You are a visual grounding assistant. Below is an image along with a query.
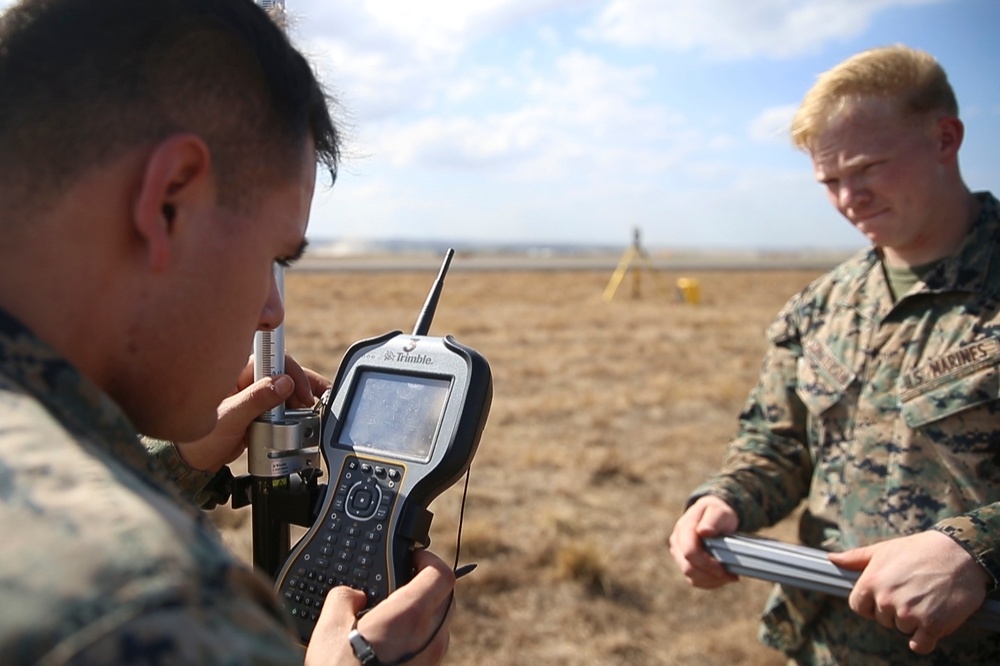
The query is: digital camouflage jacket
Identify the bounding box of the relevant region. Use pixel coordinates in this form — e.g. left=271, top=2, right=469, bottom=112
left=692, top=192, right=1000, bottom=664
left=0, top=310, right=304, bottom=664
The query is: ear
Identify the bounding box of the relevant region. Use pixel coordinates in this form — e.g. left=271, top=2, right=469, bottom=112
left=132, top=134, right=214, bottom=272
left=935, top=115, right=964, bottom=164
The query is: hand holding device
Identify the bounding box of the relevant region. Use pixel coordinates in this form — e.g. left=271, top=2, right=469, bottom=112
left=275, top=250, right=492, bottom=644
left=703, top=533, right=1000, bottom=632
left=304, top=549, right=455, bottom=666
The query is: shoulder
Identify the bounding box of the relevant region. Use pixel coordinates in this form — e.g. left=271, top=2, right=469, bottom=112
left=0, top=378, right=295, bottom=663
left=766, top=248, right=877, bottom=344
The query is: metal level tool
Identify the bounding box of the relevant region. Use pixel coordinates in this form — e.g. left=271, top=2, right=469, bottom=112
left=704, top=534, right=1000, bottom=632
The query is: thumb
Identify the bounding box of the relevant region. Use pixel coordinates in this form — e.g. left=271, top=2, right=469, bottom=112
left=828, top=545, right=875, bottom=571
left=306, top=587, right=368, bottom=665
left=223, top=374, right=295, bottom=423
left=694, top=503, right=738, bottom=538
left=322, top=585, right=368, bottom=622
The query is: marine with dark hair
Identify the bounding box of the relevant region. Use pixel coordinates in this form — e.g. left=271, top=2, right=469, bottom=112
left=0, top=0, right=454, bottom=664
left=669, top=45, right=1000, bottom=664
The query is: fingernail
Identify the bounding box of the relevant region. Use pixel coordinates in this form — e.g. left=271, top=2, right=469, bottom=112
left=273, top=375, right=294, bottom=395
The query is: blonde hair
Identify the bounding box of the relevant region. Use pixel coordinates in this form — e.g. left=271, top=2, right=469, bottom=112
left=790, top=45, right=958, bottom=151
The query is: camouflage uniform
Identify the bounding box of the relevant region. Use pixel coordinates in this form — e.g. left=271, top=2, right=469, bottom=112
left=0, top=310, right=305, bottom=664
left=691, top=192, right=1000, bottom=664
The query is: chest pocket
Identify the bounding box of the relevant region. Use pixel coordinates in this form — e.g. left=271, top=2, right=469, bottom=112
left=795, top=338, right=856, bottom=416
left=899, top=340, right=1000, bottom=428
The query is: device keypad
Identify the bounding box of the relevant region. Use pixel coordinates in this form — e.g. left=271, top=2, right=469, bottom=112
left=278, top=456, right=404, bottom=641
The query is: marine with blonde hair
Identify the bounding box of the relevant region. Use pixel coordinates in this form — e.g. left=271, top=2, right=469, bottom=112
left=670, top=44, right=1000, bottom=664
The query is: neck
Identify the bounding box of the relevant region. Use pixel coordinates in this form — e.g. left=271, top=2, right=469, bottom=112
left=881, top=186, right=977, bottom=268
left=0, top=192, right=131, bottom=392
left=0, top=245, right=111, bottom=381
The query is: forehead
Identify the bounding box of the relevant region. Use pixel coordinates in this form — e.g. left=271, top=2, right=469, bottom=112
left=236, top=138, right=316, bottom=238
left=264, top=138, right=316, bottom=200
left=810, top=99, right=921, bottom=170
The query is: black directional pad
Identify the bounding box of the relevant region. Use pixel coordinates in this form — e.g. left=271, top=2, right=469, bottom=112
left=347, top=481, right=380, bottom=519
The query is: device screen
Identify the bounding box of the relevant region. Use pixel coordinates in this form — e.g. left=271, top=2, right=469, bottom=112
left=337, top=370, right=451, bottom=462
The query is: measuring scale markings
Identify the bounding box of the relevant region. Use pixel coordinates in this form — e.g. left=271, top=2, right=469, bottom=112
left=255, top=265, right=286, bottom=422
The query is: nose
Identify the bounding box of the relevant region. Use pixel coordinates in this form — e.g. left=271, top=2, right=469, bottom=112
left=838, top=174, right=870, bottom=214
left=258, top=268, right=285, bottom=331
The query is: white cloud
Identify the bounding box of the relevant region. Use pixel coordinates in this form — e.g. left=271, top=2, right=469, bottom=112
left=749, top=104, right=797, bottom=143
left=358, top=49, right=700, bottom=186
left=379, top=115, right=541, bottom=169
left=588, top=0, right=946, bottom=59
left=4, top=0, right=980, bottom=251
left=296, top=0, right=584, bottom=59
left=302, top=35, right=446, bottom=122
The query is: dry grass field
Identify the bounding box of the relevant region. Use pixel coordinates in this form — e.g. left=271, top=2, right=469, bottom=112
left=212, top=263, right=830, bottom=665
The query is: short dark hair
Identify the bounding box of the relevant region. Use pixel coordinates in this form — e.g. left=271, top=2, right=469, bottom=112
left=0, top=0, right=339, bottom=211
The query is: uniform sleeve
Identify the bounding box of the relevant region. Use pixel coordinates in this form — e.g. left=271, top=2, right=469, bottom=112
left=51, top=596, right=306, bottom=665
left=935, top=511, right=1000, bottom=589
left=687, top=298, right=814, bottom=533
left=141, top=437, right=227, bottom=509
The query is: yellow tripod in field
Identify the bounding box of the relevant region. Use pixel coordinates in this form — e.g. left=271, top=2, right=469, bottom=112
left=602, top=228, right=670, bottom=302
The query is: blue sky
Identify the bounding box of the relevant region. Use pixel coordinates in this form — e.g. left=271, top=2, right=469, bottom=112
left=3, top=0, right=997, bottom=251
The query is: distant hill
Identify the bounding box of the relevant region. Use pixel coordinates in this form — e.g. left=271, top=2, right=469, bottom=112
left=297, top=238, right=860, bottom=272
left=306, top=237, right=624, bottom=257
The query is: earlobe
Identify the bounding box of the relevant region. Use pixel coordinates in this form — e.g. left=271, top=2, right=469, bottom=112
left=132, top=134, right=213, bottom=272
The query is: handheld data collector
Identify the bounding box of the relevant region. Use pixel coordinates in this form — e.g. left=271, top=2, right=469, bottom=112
left=273, top=250, right=492, bottom=643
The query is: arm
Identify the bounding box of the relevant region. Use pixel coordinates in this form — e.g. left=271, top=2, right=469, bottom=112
left=57, top=552, right=455, bottom=666
left=174, top=355, right=330, bottom=473
left=829, top=529, right=992, bottom=654
left=60, top=596, right=306, bottom=665
left=670, top=298, right=817, bottom=588
left=687, top=301, right=815, bottom=534
left=145, top=355, right=330, bottom=505
left=829, top=506, right=1000, bottom=654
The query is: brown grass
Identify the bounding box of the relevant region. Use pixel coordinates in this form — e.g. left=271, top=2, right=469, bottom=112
left=212, top=266, right=825, bottom=665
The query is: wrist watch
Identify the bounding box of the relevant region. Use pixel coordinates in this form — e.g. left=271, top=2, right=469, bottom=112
left=348, top=627, right=381, bottom=666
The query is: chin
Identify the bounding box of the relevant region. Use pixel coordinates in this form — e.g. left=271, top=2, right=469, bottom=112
left=853, top=223, right=888, bottom=245
left=181, top=413, right=220, bottom=443
left=138, top=402, right=219, bottom=443
left=150, top=420, right=215, bottom=444
left=111, top=374, right=223, bottom=443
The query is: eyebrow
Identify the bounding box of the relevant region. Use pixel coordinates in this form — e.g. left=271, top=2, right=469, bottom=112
left=815, top=151, right=879, bottom=182
left=842, top=154, right=876, bottom=170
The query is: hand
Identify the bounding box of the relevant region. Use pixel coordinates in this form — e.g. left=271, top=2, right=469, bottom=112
left=669, top=495, right=740, bottom=588
left=829, top=530, right=991, bottom=654
left=175, top=355, right=331, bottom=472
left=306, top=549, right=456, bottom=666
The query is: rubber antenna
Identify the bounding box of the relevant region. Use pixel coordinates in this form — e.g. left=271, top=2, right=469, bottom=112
left=412, top=248, right=454, bottom=336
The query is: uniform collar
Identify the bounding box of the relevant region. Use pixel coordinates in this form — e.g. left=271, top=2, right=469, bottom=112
left=833, top=192, right=997, bottom=324
left=921, top=191, right=999, bottom=294
left=868, top=191, right=1000, bottom=294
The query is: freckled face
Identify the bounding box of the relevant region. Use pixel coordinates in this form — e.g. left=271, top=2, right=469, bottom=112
left=810, top=98, right=944, bottom=256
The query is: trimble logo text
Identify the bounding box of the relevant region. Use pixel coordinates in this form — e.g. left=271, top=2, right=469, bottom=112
left=395, top=352, right=433, bottom=365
